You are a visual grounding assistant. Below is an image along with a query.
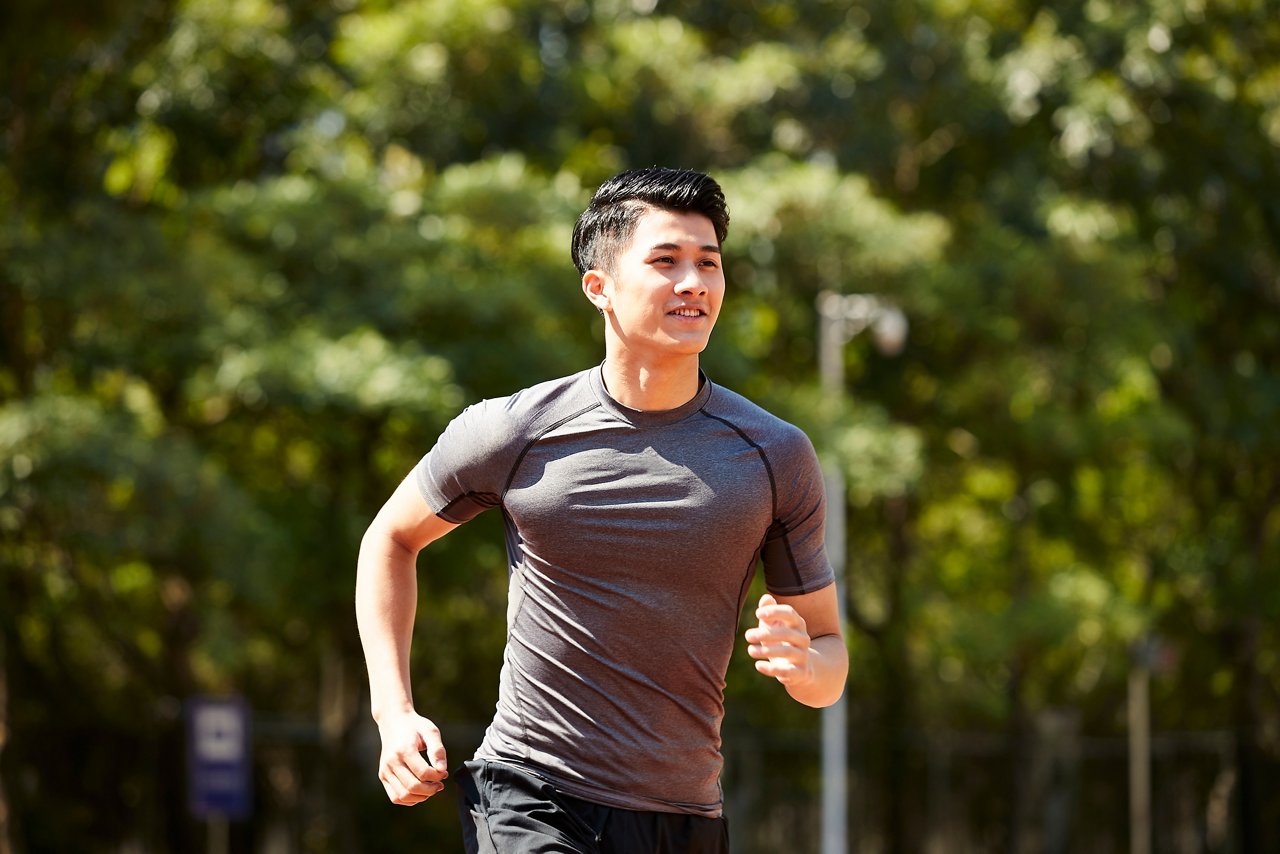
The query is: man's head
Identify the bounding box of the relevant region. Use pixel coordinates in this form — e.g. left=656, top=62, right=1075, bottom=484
left=578, top=169, right=729, bottom=365
left=571, top=167, right=730, bottom=276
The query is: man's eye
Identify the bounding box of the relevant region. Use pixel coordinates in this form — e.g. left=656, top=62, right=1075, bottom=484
left=651, top=256, right=675, bottom=265
left=699, top=259, right=719, bottom=268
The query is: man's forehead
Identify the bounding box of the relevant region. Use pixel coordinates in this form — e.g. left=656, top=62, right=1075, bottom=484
left=628, top=206, right=719, bottom=248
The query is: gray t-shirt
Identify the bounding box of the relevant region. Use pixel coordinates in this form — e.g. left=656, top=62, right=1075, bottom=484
left=414, top=365, right=834, bottom=817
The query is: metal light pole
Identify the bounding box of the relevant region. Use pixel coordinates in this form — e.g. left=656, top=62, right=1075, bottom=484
left=1128, top=637, right=1154, bottom=854
left=816, top=292, right=908, bottom=854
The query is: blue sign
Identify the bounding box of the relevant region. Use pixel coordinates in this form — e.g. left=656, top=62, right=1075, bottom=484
left=187, top=696, right=252, bottom=820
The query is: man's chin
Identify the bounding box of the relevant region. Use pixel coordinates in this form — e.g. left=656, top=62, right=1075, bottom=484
left=664, top=331, right=715, bottom=354
left=667, top=341, right=711, bottom=357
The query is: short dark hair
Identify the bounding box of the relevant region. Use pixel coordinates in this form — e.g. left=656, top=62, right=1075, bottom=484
left=571, top=167, right=730, bottom=276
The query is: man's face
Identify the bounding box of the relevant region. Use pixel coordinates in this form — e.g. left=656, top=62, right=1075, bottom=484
left=587, top=206, right=725, bottom=361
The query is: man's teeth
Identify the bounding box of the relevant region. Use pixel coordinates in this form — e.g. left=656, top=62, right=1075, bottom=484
left=671, top=309, right=701, bottom=316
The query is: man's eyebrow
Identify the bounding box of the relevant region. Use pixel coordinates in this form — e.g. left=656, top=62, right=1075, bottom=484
left=648, top=242, right=722, bottom=254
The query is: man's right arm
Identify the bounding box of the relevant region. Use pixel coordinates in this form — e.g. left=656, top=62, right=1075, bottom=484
left=355, top=472, right=459, bottom=805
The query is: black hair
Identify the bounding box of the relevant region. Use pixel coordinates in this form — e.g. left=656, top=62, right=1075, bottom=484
left=570, top=167, right=730, bottom=276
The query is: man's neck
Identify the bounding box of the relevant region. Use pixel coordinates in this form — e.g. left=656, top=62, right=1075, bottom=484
left=600, top=352, right=702, bottom=412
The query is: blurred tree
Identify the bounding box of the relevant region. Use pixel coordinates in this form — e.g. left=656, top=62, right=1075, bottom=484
left=2, top=0, right=1278, bottom=850
left=892, top=3, right=1280, bottom=847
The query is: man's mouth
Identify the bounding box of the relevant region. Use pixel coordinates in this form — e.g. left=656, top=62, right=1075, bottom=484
left=668, top=307, right=707, bottom=317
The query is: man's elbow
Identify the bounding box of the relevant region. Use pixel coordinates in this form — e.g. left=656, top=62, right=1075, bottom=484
left=360, top=522, right=418, bottom=562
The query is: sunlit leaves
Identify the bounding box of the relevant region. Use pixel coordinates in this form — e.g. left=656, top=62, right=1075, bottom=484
left=200, top=325, right=462, bottom=414
left=5, top=0, right=1280, bottom=846
left=724, top=156, right=950, bottom=284
left=0, top=395, right=284, bottom=693
left=102, top=122, right=182, bottom=205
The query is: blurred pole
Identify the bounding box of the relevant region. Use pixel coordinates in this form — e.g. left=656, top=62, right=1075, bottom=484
left=820, top=466, right=848, bottom=854
left=207, top=817, right=228, bottom=854
left=818, top=293, right=849, bottom=854
left=816, top=292, right=908, bottom=854
left=1129, top=640, right=1151, bottom=854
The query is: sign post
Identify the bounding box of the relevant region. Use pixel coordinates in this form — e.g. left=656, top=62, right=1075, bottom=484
left=187, top=696, right=251, bottom=853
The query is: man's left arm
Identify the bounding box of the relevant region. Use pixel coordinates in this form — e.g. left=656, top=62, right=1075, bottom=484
left=745, top=583, right=848, bottom=708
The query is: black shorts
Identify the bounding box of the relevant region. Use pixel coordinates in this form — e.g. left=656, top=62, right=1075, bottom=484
left=454, top=759, right=730, bottom=854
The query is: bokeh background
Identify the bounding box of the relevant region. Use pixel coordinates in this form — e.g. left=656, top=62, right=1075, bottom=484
left=2, top=0, right=1278, bottom=851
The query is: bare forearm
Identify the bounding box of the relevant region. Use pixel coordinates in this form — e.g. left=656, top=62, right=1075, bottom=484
left=785, top=633, right=848, bottom=708
left=356, top=531, right=421, bottom=723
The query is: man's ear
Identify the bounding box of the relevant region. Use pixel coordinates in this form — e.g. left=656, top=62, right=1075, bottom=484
left=582, top=268, right=611, bottom=313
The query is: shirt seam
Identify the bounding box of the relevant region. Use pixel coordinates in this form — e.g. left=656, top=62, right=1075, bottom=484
left=696, top=410, right=779, bottom=519
left=699, top=409, right=808, bottom=591
left=500, top=401, right=602, bottom=499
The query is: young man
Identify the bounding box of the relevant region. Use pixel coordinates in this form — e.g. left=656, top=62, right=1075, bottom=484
left=356, top=167, right=846, bottom=853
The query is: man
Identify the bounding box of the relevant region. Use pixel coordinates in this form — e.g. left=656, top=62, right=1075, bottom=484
left=356, top=167, right=847, bottom=853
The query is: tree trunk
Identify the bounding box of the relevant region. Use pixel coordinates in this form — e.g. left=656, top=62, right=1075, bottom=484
left=0, top=637, right=11, bottom=854
left=0, top=284, right=34, bottom=399
left=1006, top=664, right=1031, bottom=854
left=881, top=629, right=911, bottom=854
left=0, top=568, right=21, bottom=854
left=1005, top=474, right=1033, bottom=854
left=1233, top=500, right=1270, bottom=853
left=882, top=495, right=913, bottom=854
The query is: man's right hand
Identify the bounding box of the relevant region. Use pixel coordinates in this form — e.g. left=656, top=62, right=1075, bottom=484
left=376, top=712, right=450, bottom=805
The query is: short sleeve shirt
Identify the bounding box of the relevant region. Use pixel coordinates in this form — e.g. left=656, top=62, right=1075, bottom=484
left=414, top=365, right=834, bottom=816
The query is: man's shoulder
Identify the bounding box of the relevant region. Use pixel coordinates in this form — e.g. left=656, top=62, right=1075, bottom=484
left=703, top=381, right=809, bottom=448
left=503, top=367, right=597, bottom=415
left=434, top=367, right=599, bottom=465
left=475, top=367, right=599, bottom=436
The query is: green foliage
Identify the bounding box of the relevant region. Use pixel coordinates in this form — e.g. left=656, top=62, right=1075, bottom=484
left=3, top=0, right=1278, bottom=849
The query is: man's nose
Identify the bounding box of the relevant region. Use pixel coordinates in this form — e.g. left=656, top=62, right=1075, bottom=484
left=675, top=264, right=708, bottom=295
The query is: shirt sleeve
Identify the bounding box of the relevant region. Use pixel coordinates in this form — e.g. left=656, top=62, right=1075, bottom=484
left=413, top=397, right=520, bottom=523
left=760, top=427, right=836, bottom=596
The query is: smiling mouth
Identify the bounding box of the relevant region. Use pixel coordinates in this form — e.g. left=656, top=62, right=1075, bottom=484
left=668, top=307, right=707, bottom=317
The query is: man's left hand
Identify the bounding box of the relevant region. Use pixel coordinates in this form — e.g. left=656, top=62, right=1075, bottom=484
left=745, top=593, right=814, bottom=687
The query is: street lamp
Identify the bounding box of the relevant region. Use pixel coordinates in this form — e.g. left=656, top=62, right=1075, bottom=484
left=816, top=291, right=908, bottom=854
